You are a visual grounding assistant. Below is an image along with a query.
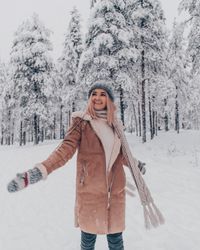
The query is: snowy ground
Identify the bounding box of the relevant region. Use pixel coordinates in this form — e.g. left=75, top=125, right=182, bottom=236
left=1, top=130, right=200, bottom=250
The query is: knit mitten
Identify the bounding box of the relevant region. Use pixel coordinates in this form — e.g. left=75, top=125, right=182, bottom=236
left=138, top=161, right=146, bottom=175
left=7, top=163, right=48, bottom=193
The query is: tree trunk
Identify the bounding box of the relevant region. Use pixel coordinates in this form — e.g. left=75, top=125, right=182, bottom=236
left=33, top=113, right=39, bottom=145
left=141, top=51, right=146, bottom=143
left=137, top=83, right=141, bottom=137
left=37, top=115, right=40, bottom=143
left=72, top=101, right=76, bottom=112
left=68, top=110, right=71, bottom=128
left=141, top=0, right=146, bottom=143
left=149, top=96, right=153, bottom=140
left=132, top=101, right=138, bottom=136
left=7, top=135, right=11, bottom=145
left=23, top=131, right=26, bottom=145
left=138, top=102, right=141, bottom=137
left=7, top=109, right=11, bottom=145
left=152, top=110, right=155, bottom=136
left=1, top=124, right=4, bottom=145
left=164, top=113, right=169, bottom=131
left=119, top=84, right=125, bottom=126
left=155, top=111, right=158, bottom=136
left=164, top=98, right=169, bottom=131
left=152, top=96, right=156, bottom=137
left=53, top=114, right=56, bottom=140
left=31, top=121, right=33, bottom=142
left=60, top=104, right=64, bottom=139
left=11, top=120, right=14, bottom=144
left=175, top=87, right=179, bottom=134
left=41, top=127, right=44, bottom=142
left=175, top=99, right=179, bottom=133
left=20, top=120, right=23, bottom=146
left=45, top=128, right=48, bottom=140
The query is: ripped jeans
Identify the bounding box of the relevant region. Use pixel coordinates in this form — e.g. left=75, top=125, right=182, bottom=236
left=81, top=231, right=124, bottom=250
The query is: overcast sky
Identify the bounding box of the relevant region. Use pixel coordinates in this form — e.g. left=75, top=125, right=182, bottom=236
left=0, top=0, right=187, bottom=62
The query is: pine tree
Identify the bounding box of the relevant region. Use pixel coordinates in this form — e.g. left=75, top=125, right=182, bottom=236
left=0, top=61, right=15, bottom=145
left=0, top=61, right=6, bottom=114
left=10, top=13, right=54, bottom=145
left=167, top=21, right=189, bottom=133
left=77, top=0, right=137, bottom=124
left=0, top=61, right=6, bottom=144
left=179, top=0, right=200, bottom=74
left=50, top=66, right=67, bottom=140
left=179, top=0, right=200, bottom=129
left=90, top=0, right=98, bottom=8
left=58, top=7, right=83, bottom=130
left=126, top=0, right=168, bottom=141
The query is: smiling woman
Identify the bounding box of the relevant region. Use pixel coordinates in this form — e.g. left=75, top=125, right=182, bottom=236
left=91, top=89, right=107, bottom=110
left=7, top=78, right=157, bottom=250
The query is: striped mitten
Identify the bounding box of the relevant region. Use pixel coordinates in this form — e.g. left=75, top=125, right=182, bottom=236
left=7, top=164, right=48, bottom=193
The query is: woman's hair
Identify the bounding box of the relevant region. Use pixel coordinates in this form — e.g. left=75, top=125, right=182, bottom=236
left=85, top=90, right=117, bottom=126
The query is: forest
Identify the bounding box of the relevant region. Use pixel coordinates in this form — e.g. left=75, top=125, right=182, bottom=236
left=0, top=0, right=199, bottom=145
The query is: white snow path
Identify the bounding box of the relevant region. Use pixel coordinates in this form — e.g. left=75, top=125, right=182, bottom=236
left=0, top=130, right=200, bottom=250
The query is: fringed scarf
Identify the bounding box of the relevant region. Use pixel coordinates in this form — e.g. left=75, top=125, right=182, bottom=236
left=112, top=117, right=165, bottom=229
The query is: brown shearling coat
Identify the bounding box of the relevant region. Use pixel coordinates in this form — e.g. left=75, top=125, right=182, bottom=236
left=41, top=113, right=134, bottom=234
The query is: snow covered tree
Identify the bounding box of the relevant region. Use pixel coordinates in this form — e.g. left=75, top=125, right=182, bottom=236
left=0, top=61, right=15, bottom=145
left=58, top=7, right=83, bottom=132
left=185, top=74, right=200, bottom=129
left=0, top=61, right=6, bottom=116
left=48, top=66, right=67, bottom=140
left=167, top=21, right=189, bottom=133
left=126, top=0, right=168, bottom=141
left=0, top=61, right=7, bottom=144
left=90, top=0, right=98, bottom=8
left=10, top=13, right=54, bottom=145
left=179, top=0, right=200, bottom=129
left=67, top=7, right=83, bottom=67
left=77, top=0, right=137, bottom=124
left=179, top=0, right=200, bottom=74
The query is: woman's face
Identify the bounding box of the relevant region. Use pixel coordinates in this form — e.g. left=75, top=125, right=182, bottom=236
left=91, top=88, right=107, bottom=110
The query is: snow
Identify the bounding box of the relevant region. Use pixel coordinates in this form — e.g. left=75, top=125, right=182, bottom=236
left=1, top=130, right=200, bottom=249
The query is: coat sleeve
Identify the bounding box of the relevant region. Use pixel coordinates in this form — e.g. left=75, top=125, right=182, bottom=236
left=41, top=117, right=82, bottom=174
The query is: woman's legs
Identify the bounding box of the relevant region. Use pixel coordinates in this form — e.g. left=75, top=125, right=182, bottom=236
left=81, top=231, right=97, bottom=250
left=106, top=232, right=124, bottom=250
left=80, top=231, right=124, bottom=250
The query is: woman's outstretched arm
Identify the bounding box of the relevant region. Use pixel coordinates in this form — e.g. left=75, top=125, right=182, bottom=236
left=7, top=117, right=82, bottom=192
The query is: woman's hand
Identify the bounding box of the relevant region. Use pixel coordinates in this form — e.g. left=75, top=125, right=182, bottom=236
left=138, top=161, right=146, bottom=175
left=7, top=164, right=48, bottom=193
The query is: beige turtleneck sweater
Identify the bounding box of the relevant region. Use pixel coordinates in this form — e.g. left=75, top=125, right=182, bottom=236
left=90, top=110, right=121, bottom=172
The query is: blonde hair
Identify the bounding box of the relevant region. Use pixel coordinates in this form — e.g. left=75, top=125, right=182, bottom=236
left=85, top=91, right=117, bottom=126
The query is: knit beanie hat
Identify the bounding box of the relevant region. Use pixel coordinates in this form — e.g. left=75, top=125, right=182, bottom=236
left=88, top=80, right=115, bottom=102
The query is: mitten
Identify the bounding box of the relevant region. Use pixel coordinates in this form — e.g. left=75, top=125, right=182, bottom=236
left=7, top=163, right=48, bottom=193
left=138, top=161, right=146, bottom=175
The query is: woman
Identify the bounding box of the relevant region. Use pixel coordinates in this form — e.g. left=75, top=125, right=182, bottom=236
left=7, top=81, right=164, bottom=250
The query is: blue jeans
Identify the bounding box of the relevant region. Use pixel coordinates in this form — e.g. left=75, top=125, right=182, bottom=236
left=81, top=231, right=124, bottom=250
